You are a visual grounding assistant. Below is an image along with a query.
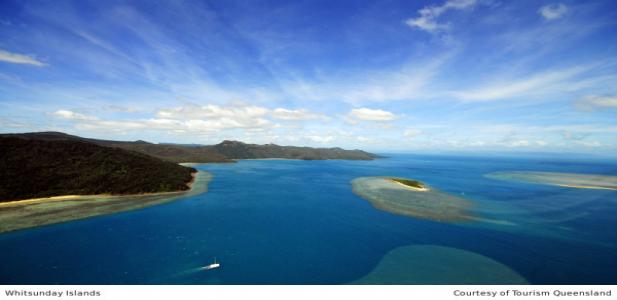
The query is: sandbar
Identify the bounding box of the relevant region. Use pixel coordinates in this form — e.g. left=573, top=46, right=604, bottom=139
left=352, top=245, right=528, bottom=284
left=486, top=171, right=617, bottom=190
left=351, top=176, right=475, bottom=223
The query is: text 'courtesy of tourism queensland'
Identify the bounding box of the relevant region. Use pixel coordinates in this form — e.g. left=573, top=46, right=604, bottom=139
left=452, top=288, right=613, bottom=298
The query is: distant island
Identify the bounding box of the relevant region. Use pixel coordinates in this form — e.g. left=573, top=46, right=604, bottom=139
left=2, top=132, right=381, bottom=163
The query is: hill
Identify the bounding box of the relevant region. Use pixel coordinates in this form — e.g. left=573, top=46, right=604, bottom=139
left=0, top=137, right=196, bottom=202
left=1, top=132, right=380, bottom=162
left=0, top=132, right=232, bottom=163
left=210, top=140, right=381, bottom=160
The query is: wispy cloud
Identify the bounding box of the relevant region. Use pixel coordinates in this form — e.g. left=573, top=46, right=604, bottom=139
left=0, top=49, right=47, bottom=67
left=574, top=95, right=617, bottom=111
left=405, top=0, right=477, bottom=33
left=539, top=3, right=568, bottom=21
left=451, top=64, right=596, bottom=101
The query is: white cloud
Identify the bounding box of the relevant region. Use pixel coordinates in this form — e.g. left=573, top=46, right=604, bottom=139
left=539, top=4, right=568, bottom=21
left=306, top=135, right=334, bottom=143
left=405, top=0, right=477, bottom=33
left=49, top=104, right=331, bottom=135
left=508, top=140, right=530, bottom=147
left=403, top=128, right=423, bottom=139
left=271, top=108, right=326, bottom=121
left=575, top=140, right=602, bottom=147
left=348, top=108, right=399, bottom=121
left=104, top=105, right=139, bottom=113
left=574, top=95, right=617, bottom=111
left=51, top=110, right=98, bottom=121
left=0, top=49, right=47, bottom=67
left=561, top=130, right=590, bottom=141
left=157, top=104, right=269, bottom=120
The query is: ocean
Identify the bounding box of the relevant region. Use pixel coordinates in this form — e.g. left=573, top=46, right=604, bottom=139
left=1, top=154, right=616, bottom=284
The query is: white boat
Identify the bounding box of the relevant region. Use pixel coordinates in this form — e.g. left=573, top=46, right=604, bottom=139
left=201, top=258, right=220, bottom=270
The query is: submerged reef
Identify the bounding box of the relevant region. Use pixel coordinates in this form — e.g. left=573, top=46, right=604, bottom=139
left=486, top=171, right=617, bottom=190
left=351, top=176, right=474, bottom=223
left=353, top=245, right=528, bottom=284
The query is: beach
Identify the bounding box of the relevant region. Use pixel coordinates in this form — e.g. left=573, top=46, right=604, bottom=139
left=0, top=171, right=211, bottom=233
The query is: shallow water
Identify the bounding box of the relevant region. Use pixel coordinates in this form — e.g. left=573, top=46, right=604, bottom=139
left=1, top=154, right=616, bottom=284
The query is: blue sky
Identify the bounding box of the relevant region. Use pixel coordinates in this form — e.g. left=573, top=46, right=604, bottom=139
left=1, top=0, right=616, bottom=154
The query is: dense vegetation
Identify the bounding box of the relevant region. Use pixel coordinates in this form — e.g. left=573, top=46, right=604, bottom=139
left=2, top=132, right=380, bottom=161
left=391, top=178, right=426, bottom=189
left=0, top=137, right=196, bottom=202
left=211, top=140, right=381, bottom=160
left=0, top=132, right=232, bottom=163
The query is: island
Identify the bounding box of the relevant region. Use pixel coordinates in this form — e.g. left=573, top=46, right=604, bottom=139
left=0, top=136, right=212, bottom=233
left=388, top=178, right=429, bottom=191
left=2, top=132, right=381, bottom=162
left=0, top=136, right=198, bottom=202
left=351, top=176, right=475, bottom=223
left=486, top=171, right=617, bottom=190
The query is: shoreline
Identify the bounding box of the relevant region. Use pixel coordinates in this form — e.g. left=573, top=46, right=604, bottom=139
left=0, top=171, right=198, bottom=208
left=0, top=170, right=212, bottom=234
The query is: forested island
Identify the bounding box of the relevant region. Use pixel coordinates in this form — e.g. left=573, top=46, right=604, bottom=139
left=0, top=132, right=381, bottom=202
left=2, top=132, right=380, bottom=162
left=0, top=136, right=197, bottom=202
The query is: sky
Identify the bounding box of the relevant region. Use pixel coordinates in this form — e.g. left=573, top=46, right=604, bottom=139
left=1, top=0, right=616, bottom=154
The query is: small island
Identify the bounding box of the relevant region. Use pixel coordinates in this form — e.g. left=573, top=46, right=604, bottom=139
left=351, top=176, right=475, bottom=223
left=389, top=178, right=429, bottom=191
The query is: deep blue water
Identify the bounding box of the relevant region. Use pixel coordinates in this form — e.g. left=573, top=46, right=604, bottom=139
left=1, top=154, right=616, bottom=284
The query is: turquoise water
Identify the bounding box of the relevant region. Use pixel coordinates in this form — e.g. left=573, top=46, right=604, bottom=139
left=1, top=154, right=616, bottom=284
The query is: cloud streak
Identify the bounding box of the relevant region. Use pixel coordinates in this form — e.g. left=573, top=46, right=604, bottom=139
left=451, top=64, right=598, bottom=101
left=0, top=49, right=47, bottom=67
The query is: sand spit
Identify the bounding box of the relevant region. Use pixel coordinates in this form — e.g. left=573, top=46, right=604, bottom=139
left=486, top=171, right=617, bottom=190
